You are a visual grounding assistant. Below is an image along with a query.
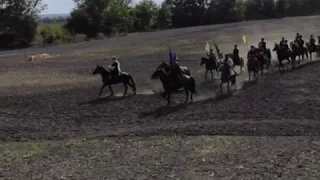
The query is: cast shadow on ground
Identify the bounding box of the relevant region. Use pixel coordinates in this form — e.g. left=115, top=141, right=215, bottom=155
left=139, top=91, right=234, bottom=118
left=77, top=94, right=135, bottom=106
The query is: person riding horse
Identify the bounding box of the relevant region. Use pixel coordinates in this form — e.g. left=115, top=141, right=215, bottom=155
left=297, top=35, right=304, bottom=48
left=207, top=48, right=217, bottom=66
left=109, top=56, right=121, bottom=80
left=248, top=46, right=258, bottom=62
left=222, top=54, right=235, bottom=77
left=258, top=38, right=267, bottom=52
left=232, top=45, right=239, bottom=63
left=280, top=37, right=286, bottom=48
left=295, top=33, right=300, bottom=42
left=309, top=34, right=316, bottom=51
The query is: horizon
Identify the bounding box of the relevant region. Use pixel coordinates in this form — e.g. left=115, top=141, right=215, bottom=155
left=41, top=0, right=163, bottom=15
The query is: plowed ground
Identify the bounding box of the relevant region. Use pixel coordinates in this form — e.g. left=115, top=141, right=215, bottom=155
left=1, top=16, right=320, bottom=179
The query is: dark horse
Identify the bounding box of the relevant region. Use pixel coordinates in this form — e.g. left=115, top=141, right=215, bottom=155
left=219, top=63, right=237, bottom=93
left=273, top=43, right=292, bottom=71
left=93, top=65, right=136, bottom=97
left=151, top=62, right=196, bottom=106
left=257, top=45, right=271, bottom=74
left=306, top=42, right=316, bottom=60
left=291, top=42, right=308, bottom=61
left=247, top=54, right=259, bottom=81
left=229, top=53, right=244, bottom=72
left=200, top=57, right=220, bottom=80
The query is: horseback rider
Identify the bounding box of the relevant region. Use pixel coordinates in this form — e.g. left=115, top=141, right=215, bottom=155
left=232, top=45, right=239, bottom=63
left=297, top=35, right=304, bottom=47
left=223, top=54, right=235, bottom=76
left=109, top=56, right=121, bottom=80
left=207, top=48, right=217, bottom=65
left=284, top=40, right=289, bottom=50
left=295, top=33, right=300, bottom=42
left=318, top=36, right=320, bottom=45
left=259, top=38, right=267, bottom=52
left=280, top=37, right=286, bottom=47
left=248, top=45, right=258, bottom=62
left=309, top=34, right=316, bottom=50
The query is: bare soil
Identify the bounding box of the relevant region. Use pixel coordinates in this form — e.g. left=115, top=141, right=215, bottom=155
left=1, top=16, right=320, bottom=179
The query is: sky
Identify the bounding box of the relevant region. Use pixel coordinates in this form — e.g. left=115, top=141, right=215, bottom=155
left=41, top=0, right=162, bottom=15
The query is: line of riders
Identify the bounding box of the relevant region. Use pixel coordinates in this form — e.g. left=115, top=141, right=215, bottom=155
left=93, top=34, right=320, bottom=105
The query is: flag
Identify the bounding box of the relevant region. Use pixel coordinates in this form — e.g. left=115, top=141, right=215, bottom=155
left=169, top=46, right=174, bottom=64
left=242, top=34, right=247, bottom=44
left=213, top=42, right=222, bottom=59
left=205, top=42, right=210, bottom=52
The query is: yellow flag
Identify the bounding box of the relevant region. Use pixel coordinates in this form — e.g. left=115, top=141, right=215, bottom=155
left=242, top=34, right=247, bottom=44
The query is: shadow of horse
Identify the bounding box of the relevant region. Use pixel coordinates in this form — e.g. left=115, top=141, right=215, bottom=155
left=78, top=94, right=135, bottom=106
left=139, top=91, right=234, bottom=118
left=139, top=103, right=190, bottom=118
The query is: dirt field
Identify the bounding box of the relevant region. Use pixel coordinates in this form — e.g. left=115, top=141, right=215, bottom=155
left=1, top=16, right=320, bottom=179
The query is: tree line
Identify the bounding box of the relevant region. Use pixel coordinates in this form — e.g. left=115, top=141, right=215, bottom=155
left=1, top=0, right=320, bottom=49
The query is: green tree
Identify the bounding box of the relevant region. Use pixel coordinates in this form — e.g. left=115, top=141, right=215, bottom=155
left=133, top=0, right=158, bottom=30
left=0, top=0, right=46, bottom=48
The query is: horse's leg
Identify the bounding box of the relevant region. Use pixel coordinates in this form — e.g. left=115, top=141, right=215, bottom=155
left=98, top=84, right=107, bottom=97
left=248, top=71, right=251, bottom=81
left=123, top=83, right=128, bottom=96
left=190, top=90, right=193, bottom=102
left=205, top=70, right=208, bottom=79
left=184, top=88, right=189, bottom=103
left=210, top=70, right=213, bottom=80
left=220, top=82, right=223, bottom=93
left=227, top=81, right=230, bottom=92
left=167, top=91, right=171, bottom=106
left=108, top=85, right=114, bottom=96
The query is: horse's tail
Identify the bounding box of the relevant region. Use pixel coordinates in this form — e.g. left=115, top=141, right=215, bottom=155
left=190, top=77, right=196, bottom=93
left=129, top=75, right=136, bottom=91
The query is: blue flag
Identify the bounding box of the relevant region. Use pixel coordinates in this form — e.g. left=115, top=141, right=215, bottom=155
left=169, top=46, right=174, bottom=64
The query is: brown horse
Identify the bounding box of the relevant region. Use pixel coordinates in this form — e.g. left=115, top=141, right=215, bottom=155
left=200, top=57, right=220, bottom=80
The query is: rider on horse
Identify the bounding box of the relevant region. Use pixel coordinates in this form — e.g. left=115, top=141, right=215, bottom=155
left=297, top=35, right=304, bottom=47
left=295, top=33, right=300, bottom=42
left=207, top=48, right=217, bottom=65
left=109, top=56, right=121, bottom=80
left=259, top=38, right=267, bottom=52
left=232, top=45, right=239, bottom=63
left=309, top=34, right=316, bottom=50
left=248, top=45, right=258, bottom=62
left=280, top=37, right=286, bottom=47
left=223, top=54, right=235, bottom=76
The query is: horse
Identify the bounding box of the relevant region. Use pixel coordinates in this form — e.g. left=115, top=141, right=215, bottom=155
left=317, top=44, right=320, bottom=57
left=247, top=54, right=259, bottom=81
left=219, top=63, right=237, bottom=93
left=273, top=43, right=291, bottom=71
left=291, top=42, right=308, bottom=61
left=230, top=53, right=244, bottom=72
left=306, top=42, right=317, bottom=60
left=257, top=45, right=271, bottom=74
left=92, top=65, right=136, bottom=97
left=200, top=57, right=220, bottom=80
left=151, top=62, right=196, bottom=106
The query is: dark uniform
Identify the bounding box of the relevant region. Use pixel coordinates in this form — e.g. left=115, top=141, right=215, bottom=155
left=247, top=46, right=257, bottom=61
left=295, top=33, right=300, bottom=42
left=280, top=38, right=286, bottom=47
left=297, top=35, right=304, bottom=47
left=259, top=38, right=266, bottom=52
left=232, top=45, right=239, bottom=62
